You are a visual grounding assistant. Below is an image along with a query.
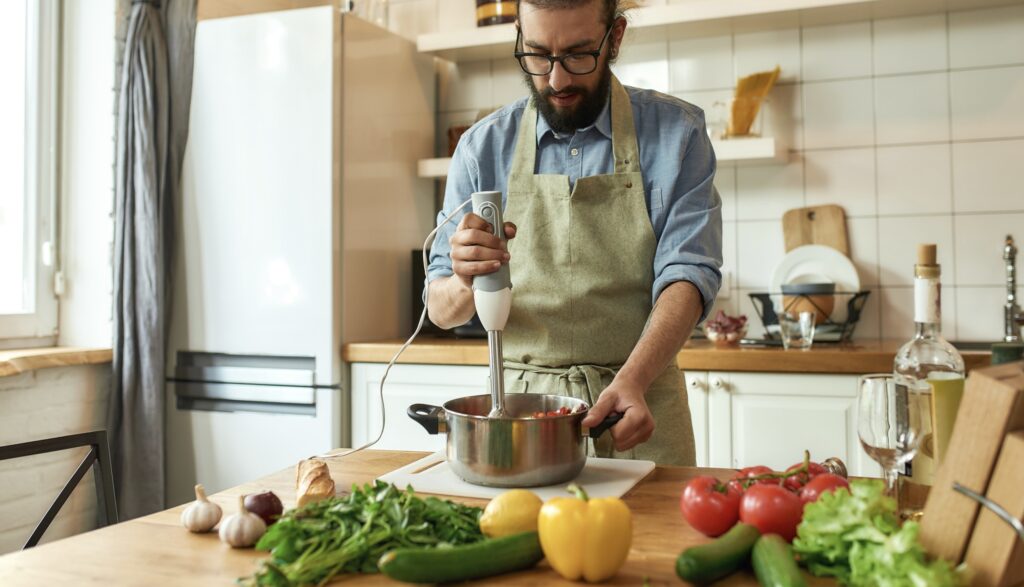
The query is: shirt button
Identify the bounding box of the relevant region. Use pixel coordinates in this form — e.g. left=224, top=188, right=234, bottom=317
left=570, top=148, right=579, bottom=157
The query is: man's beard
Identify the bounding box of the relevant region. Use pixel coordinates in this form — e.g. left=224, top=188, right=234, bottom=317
left=526, top=62, right=612, bottom=135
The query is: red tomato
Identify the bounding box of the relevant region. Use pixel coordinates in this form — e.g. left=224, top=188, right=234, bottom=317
left=782, top=461, right=828, bottom=492
left=798, top=473, right=850, bottom=504
left=680, top=476, right=743, bottom=537
left=727, top=465, right=780, bottom=492
left=739, top=484, right=804, bottom=542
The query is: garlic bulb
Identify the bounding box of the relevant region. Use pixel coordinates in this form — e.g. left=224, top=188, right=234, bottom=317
left=219, top=495, right=267, bottom=548
left=180, top=484, right=222, bottom=533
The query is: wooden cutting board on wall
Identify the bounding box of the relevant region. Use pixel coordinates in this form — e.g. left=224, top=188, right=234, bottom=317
left=782, top=205, right=849, bottom=257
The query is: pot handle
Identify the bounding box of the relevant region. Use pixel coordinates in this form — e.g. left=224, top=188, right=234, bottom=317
left=587, top=413, right=624, bottom=439
left=407, top=404, right=445, bottom=435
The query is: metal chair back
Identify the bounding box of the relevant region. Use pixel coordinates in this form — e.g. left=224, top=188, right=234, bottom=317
left=0, top=429, right=118, bottom=549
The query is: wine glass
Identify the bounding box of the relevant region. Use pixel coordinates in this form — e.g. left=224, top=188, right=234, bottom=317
left=857, top=374, right=923, bottom=505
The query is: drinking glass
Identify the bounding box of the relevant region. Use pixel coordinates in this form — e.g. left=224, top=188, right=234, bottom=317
left=857, top=374, right=923, bottom=504
left=779, top=311, right=815, bottom=350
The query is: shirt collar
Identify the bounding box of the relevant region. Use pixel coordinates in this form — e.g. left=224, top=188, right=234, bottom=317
left=535, top=91, right=613, bottom=144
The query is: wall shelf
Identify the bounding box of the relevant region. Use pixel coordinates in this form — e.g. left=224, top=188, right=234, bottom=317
left=417, top=0, right=1016, bottom=62
left=417, top=136, right=788, bottom=178
left=714, top=136, right=789, bottom=165
left=418, top=158, right=453, bottom=179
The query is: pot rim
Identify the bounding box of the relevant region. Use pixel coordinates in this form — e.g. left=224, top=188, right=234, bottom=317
left=440, top=393, right=590, bottom=421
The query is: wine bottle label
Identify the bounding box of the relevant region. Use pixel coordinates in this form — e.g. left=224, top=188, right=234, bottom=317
left=913, top=277, right=940, bottom=324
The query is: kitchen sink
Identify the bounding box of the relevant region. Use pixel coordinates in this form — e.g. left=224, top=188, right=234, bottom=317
left=950, top=340, right=996, bottom=352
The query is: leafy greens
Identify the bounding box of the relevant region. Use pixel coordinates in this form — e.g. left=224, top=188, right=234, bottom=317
left=239, top=480, right=485, bottom=587
left=792, top=480, right=963, bottom=587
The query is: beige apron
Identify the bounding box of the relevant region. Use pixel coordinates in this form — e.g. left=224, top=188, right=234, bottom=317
left=501, top=76, right=696, bottom=467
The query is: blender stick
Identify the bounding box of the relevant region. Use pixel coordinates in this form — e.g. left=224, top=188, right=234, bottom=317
left=471, top=191, right=513, bottom=418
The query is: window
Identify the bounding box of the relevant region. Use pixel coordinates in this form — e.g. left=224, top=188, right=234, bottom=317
left=0, top=0, right=59, bottom=345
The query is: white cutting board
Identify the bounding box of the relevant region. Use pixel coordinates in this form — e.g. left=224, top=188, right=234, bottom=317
left=377, top=452, right=655, bottom=500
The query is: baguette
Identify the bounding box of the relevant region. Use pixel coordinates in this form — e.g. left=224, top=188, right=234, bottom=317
left=295, top=458, right=335, bottom=508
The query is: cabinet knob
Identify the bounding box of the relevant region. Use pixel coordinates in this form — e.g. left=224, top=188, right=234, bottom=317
left=710, top=377, right=726, bottom=391
left=688, top=378, right=706, bottom=391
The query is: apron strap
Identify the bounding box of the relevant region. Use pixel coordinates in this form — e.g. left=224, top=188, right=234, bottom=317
left=510, top=76, right=640, bottom=179
left=510, top=98, right=539, bottom=178
left=610, top=76, right=641, bottom=175
left=503, top=360, right=620, bottom=402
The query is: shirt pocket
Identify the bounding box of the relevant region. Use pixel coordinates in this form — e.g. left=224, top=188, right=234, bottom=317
left=647, top=187, right=664, bottom=211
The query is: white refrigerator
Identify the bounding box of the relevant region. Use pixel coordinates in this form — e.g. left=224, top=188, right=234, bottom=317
left=165, top=6, right=434, bottom=506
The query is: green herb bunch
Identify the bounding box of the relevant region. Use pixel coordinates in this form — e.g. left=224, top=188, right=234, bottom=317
left=240, top=481, right=485, bottom=587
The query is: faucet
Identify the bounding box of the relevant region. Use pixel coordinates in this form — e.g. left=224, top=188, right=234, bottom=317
left=1006, top=235, right=1023, bottom=343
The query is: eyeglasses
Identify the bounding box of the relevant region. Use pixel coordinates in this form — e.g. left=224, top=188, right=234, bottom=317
left=514, top=26, right=613, bottom=76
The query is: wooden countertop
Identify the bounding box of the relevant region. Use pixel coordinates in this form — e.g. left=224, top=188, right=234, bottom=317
left=343, top=337, right=991, bottom=375
left=0, top=347, right=112, bottom=378
left=0, top=450, right=833, bottom=586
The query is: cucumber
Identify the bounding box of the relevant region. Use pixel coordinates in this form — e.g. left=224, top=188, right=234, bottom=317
left=378, top=530, right=544, bottom=584
left=751, top=534, right=807, bottom=587
left=676, top=523, right=761, bottom=584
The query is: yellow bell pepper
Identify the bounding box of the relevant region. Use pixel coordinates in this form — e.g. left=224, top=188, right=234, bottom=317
left=537, top=484, right=632, bottom=582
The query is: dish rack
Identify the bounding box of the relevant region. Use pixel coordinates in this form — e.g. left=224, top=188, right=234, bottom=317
left=748, top=291, right=871, bottom=343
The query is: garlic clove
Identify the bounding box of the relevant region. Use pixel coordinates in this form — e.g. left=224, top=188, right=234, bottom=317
left=181, top=483, right=222, bottom=533
left=219, top=494, right=267, bottom=548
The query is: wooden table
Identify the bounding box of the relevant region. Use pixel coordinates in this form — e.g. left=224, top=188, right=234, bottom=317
left=0, top=450, right=834, bottom=586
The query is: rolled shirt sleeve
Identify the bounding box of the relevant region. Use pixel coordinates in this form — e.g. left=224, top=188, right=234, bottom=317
left=650, top=115, right=723, bottom=322
left=427, top=139, right=481, bottom=283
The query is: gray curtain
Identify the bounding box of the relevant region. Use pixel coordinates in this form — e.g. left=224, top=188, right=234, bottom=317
left=110, top=0, right=195, bottom=519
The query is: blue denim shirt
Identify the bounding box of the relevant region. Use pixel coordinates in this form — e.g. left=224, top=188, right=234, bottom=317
left=428, top=85, right=723, bottom=321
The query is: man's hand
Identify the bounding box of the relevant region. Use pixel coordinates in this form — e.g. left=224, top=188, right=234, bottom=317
left=581, top=378, right=654, bottom=452
left=449, top=213, right=517, bottom=288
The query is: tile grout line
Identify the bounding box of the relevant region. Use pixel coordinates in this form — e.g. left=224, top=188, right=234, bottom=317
left=943, top=10, right=959, bottom=340
left=797, top=24, right=807, bottom=210
left=869, top=16, right=883, bottom=338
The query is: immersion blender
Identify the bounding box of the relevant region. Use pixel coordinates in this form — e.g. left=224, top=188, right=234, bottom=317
left=471, top=191, right=513, bottom=418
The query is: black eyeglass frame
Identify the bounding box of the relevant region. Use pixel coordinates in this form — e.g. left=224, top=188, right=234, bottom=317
left=513, top=25, right=614, bottom=76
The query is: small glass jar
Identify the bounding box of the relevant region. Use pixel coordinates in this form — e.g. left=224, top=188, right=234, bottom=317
left=476, top=0, right=516, bottom=27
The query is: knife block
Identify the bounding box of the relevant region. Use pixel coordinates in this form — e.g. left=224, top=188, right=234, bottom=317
left=919, top=361, right=1024, bottom=585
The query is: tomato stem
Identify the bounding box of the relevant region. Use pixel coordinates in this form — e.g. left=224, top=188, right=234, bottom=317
left=738, top=453, right=814, bottom=488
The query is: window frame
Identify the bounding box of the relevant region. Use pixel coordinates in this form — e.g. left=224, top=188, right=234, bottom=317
left=0, top=0, right=60, bottom=347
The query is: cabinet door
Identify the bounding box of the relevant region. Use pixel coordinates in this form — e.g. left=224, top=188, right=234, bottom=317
left=350, top=363, right=489, bottom=451
left=708, top=372, right=880, bottom=477
left=683, top=371, right=709, bottom=468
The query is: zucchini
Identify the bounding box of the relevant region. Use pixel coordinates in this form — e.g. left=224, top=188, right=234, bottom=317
left=378, top=530, right=543, bottom=584
left=752, top=534, right=807, bottom=587
left=676, top=523, right=761, bottom=584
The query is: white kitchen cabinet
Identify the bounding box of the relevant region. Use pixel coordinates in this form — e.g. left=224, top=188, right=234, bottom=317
left=702, top=371, right=881, bottom=477
left=351, top=362, right=880, bottom=476
left=350, top=362, right=488, bottom=451
left=683, top=371, right=710, bottom=468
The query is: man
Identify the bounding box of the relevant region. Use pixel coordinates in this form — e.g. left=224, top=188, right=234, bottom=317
left=426, top=0, right=722, bottom=466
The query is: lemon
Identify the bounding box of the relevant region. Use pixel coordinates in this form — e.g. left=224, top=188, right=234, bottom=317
left=479, top=489, right=543, bottom=538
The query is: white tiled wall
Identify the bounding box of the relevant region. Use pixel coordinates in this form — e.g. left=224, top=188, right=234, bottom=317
left=0, top=365, right=111, bottom=555
left=389, top=3, right=1024, bottom=341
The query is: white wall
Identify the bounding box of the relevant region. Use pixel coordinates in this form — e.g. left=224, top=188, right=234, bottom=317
left=59, top=0, right=115, bottom=347
left=390, top=2, right=1024, bottom=342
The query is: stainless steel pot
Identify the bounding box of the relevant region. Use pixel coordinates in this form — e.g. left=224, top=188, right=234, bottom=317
left=407, top=394, right=621, bottom=487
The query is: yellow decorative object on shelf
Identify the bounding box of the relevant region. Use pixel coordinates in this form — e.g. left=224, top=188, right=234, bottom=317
left=728, top=66, right=780, bottom=137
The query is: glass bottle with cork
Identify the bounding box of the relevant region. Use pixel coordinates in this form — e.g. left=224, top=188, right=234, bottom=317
left=893, top=243, right=965, bottom=518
